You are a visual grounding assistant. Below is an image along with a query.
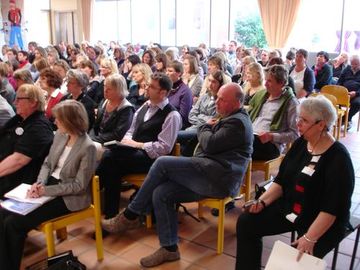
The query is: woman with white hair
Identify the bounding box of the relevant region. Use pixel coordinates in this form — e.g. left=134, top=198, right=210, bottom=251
left=90, top=73, right=134, bottom=144
left=236, top=95, right=354, bottom=269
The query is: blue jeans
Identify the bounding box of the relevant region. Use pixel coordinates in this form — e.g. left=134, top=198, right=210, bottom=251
left=128, top=156, right=226, bottom=246
left=9, top=26, right=24, bottom=49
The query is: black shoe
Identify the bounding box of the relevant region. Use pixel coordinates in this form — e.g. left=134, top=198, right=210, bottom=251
left=211, top=201, right=236, bottom=217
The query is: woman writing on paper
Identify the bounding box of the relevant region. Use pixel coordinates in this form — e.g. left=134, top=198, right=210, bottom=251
left=236, top=95, right=354, bottom=270
left=0, top=100, right=96, bottom=270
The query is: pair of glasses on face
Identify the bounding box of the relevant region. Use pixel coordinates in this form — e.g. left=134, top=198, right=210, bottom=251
left=296, top=117, right=321, bottom=125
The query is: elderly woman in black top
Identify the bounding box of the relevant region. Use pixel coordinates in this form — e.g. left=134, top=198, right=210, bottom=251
left=236, top=95, right=354, bottom=270
left=61, top=69, right=96, bottom=130
left=90, top=73, right=134, bottom=144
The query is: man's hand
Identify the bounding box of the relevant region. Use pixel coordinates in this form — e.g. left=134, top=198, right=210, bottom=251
left=258, top=132, right=273, bottom=144
left=121, top=138, right=143, bottom=149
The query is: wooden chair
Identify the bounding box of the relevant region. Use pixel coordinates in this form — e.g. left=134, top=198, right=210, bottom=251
left=310, top=92, right=344, bottom=140
left=197, top=160, right=252, bottom=254
left=321, top=85, right=350, bottom=137
left=122, top=143, right=181, bottom=228
left=37, top=176, right=104, bottom=261
left=252, top=155, right=283, bottom=181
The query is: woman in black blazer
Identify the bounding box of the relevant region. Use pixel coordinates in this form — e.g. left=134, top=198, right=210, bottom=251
left=90, top=73, right=134, bottom=144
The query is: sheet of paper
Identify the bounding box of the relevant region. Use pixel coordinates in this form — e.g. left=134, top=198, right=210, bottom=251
left=5, top=183, right=53, bottom=204
left=265, top=241, right=327, bottom=270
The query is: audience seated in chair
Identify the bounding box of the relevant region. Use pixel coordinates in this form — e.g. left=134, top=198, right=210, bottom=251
left=249, top=64, right=299, bottom=161
left=0, top=100, right=97, bottom=270
left=337, top=54, right=360, bottom=129
left=96, top=72, right=182, bottom=220
left=166, top=60, right=193, bottom=129
left=127, top=63, right=152, bottom=110
left=236, top=95, right=354, bottom=270
left=312, top=51, right=333, bottom=92
left=289, top=49, right=315, bottom=100
left=0, top=84, right=54, bottom=197
left=101, top=83, right=253, bottom=268
left=61, top=69, right=96, bottom=130
left=198, top=55, right=232, bottom=99
left=90, top=73, right=134, bottom=144
left=177, top=70, right=224, bottom=156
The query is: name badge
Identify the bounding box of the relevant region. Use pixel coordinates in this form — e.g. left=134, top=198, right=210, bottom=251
left=311, top=156, right=320, bottom=163
left=301, top=166, right=315, bottom=176
left=286, top=213, right=298, bottom=223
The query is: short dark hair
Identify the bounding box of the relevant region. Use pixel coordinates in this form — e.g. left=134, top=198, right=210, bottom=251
left=296, top=49, right=308, bottom=59
left=151, top=72, right=173, bottom=92
left=317, top=51, right=329, bottom=62
left=286, top=50, right=295, bottom=61
left=18, top=50, right=29, bottom=59
left=127, top=54, right=141, bottom=66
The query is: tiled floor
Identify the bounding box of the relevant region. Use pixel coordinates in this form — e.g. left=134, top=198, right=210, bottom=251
left=22, top=115, right=360, bottom=270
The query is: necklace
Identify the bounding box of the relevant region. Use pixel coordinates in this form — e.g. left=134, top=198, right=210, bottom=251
left=307, top=133, right=323, bottom=154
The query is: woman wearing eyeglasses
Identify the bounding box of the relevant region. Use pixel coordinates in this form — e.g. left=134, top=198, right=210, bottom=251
left=236, top=95, right=354, bottom=270
left=0, top=84, right=54, bottom=197
left=0, top=100, right=97, bottom=270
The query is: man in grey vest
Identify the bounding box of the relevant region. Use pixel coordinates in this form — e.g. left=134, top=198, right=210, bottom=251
left=96, top=73, right=182, bottom=220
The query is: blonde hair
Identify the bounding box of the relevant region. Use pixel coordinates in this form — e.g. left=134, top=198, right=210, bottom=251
left=100, top=58, right=119, bottom=75
left=132, top=63, right=152, bottom=85
left=247, top=62, right=264, bottom=85
left=105, top=73, right=129, bottom=98
left=52, top=100, right=89, bottom=135
left=17, top=84, right=46, bottom=111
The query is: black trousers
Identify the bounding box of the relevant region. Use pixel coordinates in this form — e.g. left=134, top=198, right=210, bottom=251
left=236, top=201, right=346, bottom=270
left=0, top=197, right=70, bottom=270
left=96, top=146, right=154, bottom=218
left=252, top=135, right=280, bottom=161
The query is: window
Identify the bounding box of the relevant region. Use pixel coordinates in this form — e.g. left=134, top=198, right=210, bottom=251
left=131, top=0, right=160, bottom=45
left=286, top=0, right=343, bottom=53
left=92, top=1, right=119, bottom=43
left=342, top=0, right=360, bottom=55
left=24, top=0, right=51, bottom=46
left=160, top=0, right=175, bottom=46
left=210, top=0, right=229, bottom=48
left=176, top=0, right=210, bottom=47
left=229, top=0, right=267, bottom=49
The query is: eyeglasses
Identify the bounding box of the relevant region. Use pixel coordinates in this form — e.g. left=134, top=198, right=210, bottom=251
left=15, top=97, right=31, bottom=101
left=296, top=117, right=321, bottom=125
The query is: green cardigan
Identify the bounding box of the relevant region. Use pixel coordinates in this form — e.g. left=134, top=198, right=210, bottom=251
left=249, top=86, right=295, bottom=131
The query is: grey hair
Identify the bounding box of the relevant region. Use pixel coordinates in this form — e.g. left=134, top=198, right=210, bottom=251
left=300, top=95, right=337, bottom=130
left=66, top=69, right=89, bottom=90
left=105, top=73, right=129, bottom=98
left=264, top=64, right=288, bottom=85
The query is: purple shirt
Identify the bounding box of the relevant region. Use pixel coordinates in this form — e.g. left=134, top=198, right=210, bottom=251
left=168, top=80, right=193, bottom=127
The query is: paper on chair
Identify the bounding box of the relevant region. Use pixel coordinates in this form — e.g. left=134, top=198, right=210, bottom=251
left=265, top=241, right=327, bottom=270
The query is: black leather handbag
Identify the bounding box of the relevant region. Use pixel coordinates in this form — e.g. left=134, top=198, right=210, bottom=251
left=26, top=250, right=86, bottom=270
